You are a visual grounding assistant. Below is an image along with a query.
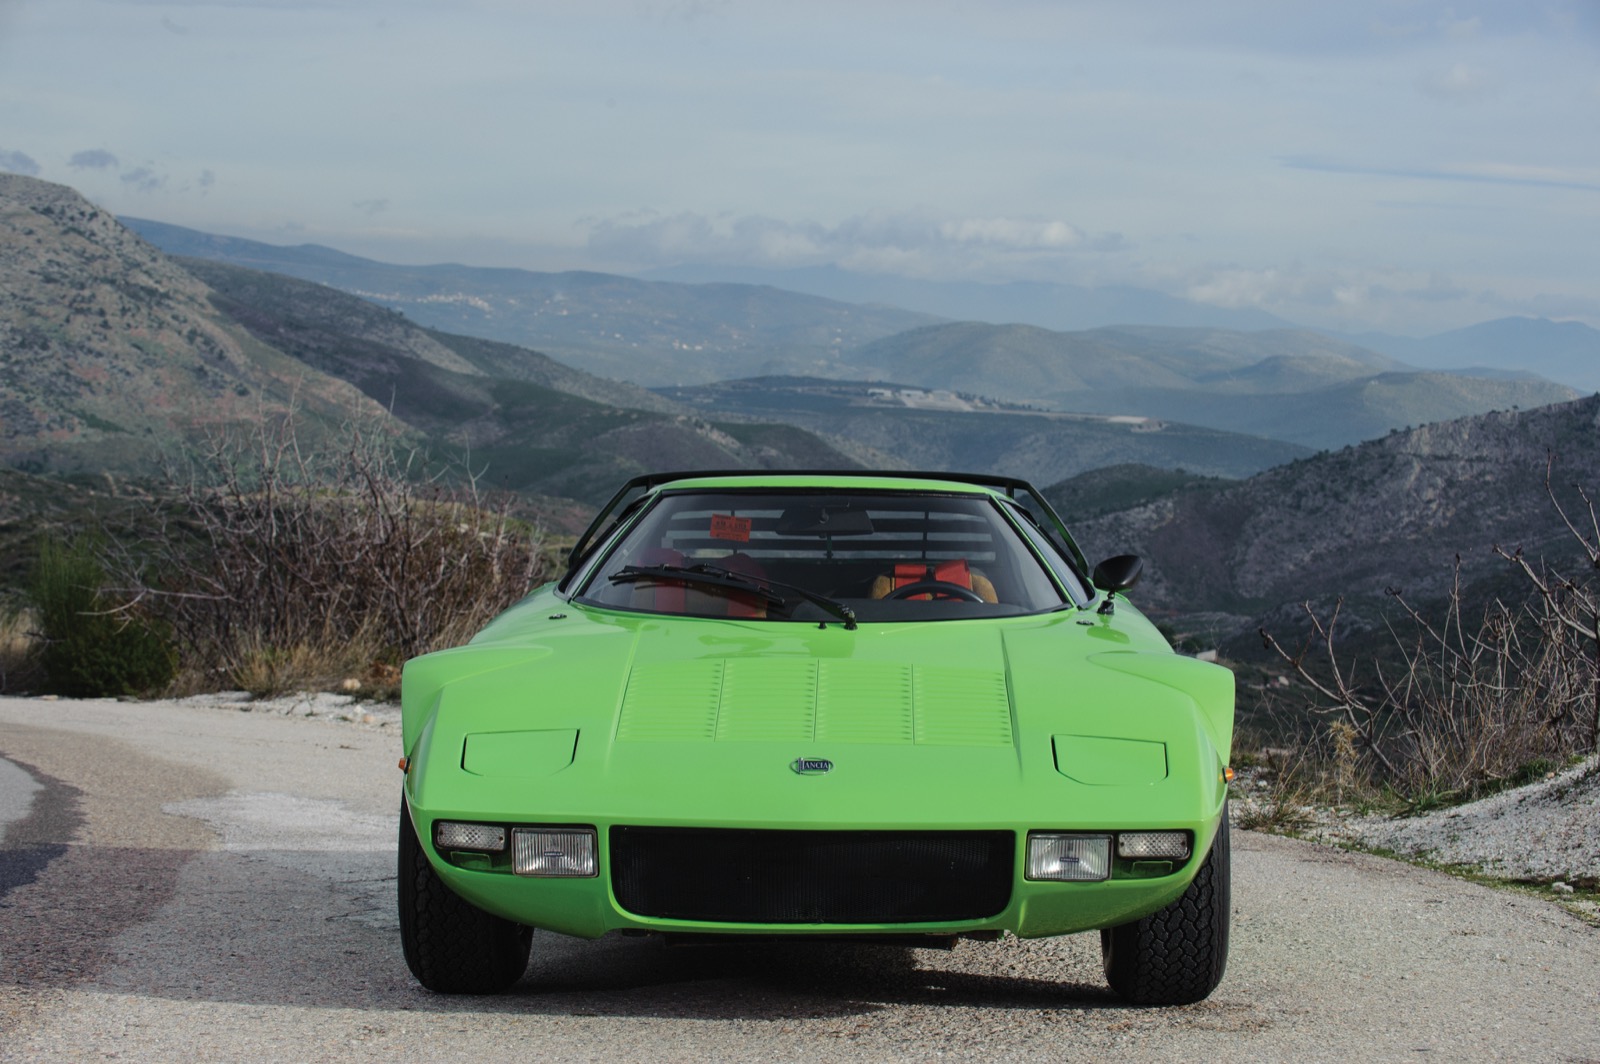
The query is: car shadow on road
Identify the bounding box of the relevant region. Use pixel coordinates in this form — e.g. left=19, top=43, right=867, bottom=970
left=27, top=842, right=1126, bottom=1021
left=477, top=931, right=1123, bottom=1019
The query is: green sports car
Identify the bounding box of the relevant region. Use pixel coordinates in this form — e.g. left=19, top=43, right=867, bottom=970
left=398, top=470, right=1234, bottom=1004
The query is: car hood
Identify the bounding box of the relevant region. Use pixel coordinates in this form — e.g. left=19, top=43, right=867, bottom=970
left=402, top=596, right=1233, bottom=827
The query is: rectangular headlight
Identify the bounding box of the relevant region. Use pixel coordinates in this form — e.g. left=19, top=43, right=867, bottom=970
left=1118, top=831, right=1191, bottom=860
left=434, top=821, right=507, bottom=853
left=513, top=827, right=598, bottom=877
left=1026, top=833, right=1111, bottom=881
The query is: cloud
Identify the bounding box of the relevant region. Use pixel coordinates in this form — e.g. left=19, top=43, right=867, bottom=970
left=69, top=149, right=120, bottom=170
left=1280, top=155, right=1600, bottom=192
left=0, top=150, right=40, bottom=176
left=120, top=166, right=166, bottom=193
left=1175, top=263, right=1582, bottom=333
left=583, top=209, right=1121, bottom=277
left=353, top=198, right=389, bottom=215
left=160, top=16, right=188, bottom=34
left=198, top=169, right=216, bottom=190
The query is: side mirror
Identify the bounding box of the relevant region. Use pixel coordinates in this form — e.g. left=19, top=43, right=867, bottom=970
left=1091, top=554, right=1144, bottom=594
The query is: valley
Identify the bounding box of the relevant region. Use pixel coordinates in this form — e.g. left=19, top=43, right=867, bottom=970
left=2, top=171, right=1597, bottom=685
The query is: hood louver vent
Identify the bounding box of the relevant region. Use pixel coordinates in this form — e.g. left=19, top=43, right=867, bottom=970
left=618, top=659, right=1012, bottom=746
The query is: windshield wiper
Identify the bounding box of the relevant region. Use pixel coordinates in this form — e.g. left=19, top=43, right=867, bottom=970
left=610, top=563, right=858, bottom=630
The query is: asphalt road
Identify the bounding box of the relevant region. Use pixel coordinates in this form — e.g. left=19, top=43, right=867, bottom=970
left=2, top=695, right=1598, bottom=1063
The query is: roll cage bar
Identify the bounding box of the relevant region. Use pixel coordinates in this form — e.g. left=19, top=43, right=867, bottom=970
left=557, top=469, right=1092, bottom=594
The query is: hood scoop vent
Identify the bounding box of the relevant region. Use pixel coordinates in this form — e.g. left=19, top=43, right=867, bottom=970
left=618, top=659, right=1012, bottom=747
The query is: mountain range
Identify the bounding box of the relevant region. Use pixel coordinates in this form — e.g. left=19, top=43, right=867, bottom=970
left=7, top=172, right=1600, bottom=678
left=638, top=262, right=1294, bottom=332
left=1062, top=394, right=1600, bottom=658
left=0, top=176, right=864, bottom=506
left=658, top=377, right=1310, bottom=484
left=124, top=217, right=1584, bottom=451
left=844, top=323, right=1577, bottom=450
left=1353, top=317, right=1600, bottom=393
left=120, top=218, right=938, bottom=387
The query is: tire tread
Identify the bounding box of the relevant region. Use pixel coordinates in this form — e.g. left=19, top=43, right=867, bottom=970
left=398, top=799, right=532, bottom=994
left=1101, top=812, right=1230, bottom=1006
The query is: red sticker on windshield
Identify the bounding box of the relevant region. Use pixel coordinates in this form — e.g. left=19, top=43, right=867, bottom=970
left=710, top=514, right=751, bottom=542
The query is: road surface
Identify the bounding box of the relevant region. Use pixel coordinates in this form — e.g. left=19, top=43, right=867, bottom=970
left=2, top=695, right=1597, bottom=1062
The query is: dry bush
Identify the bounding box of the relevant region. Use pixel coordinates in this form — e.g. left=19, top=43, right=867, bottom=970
left=1260, top=465, right=1599, bottom=807
left=111, top=413, right=545, bottom=694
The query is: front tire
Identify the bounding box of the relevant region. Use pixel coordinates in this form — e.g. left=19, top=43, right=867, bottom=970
left=1100, top=811, right=1230, bottom=1005
left=398, top=799, right=532, bottom=993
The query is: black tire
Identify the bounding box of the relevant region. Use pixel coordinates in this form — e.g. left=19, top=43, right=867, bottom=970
left=398, top=799, right=532, bottom=994
left=1100, top=811, right=1230, bottom=1006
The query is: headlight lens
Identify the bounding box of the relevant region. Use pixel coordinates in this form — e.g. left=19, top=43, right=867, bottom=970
left=1026, top=833, right=1111, bottom=881
left=1117, top=831, right=1191, bottom=860
left=434, top=821, right=507, bottom=853
left=513, top=827, right=598, bottom=877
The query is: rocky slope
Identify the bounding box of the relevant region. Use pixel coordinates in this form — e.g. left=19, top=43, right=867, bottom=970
left=0, top=175, right=385, bottom=474
left=1071, top=394, right=1600, bottom=649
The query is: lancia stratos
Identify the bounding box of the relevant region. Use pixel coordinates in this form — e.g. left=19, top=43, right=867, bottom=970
left=397, top=471, right=1234, bottom=1005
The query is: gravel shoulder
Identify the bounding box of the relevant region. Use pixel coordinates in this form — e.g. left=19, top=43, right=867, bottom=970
left=3, top=694, right=1599, bottom=1063
left=1313, top=754, right=1600, bottom=888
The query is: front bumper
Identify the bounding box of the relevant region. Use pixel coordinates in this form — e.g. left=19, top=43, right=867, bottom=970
left=403, top=798, right=1224, bottom=940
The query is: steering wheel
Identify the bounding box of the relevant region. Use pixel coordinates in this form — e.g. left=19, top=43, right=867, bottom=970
left=886, top=580, right=985, bottom=602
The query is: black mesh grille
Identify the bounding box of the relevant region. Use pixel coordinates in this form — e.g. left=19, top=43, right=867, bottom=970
left=610, top=827, right=1014, bottom=924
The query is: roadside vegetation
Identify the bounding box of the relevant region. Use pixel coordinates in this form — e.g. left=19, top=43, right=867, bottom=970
left=10, top=413, right=550, bottom=699
left=1245, top=461, right=1598, bottom=822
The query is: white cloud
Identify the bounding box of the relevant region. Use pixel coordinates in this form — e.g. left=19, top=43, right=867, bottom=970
left=584, top=210, right=1116, bottom=278
left=936, top=218, right=1084, bottom=250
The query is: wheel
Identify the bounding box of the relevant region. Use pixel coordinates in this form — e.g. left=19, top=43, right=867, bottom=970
left=886, top=580, right=985, bottom=602
left=398, top=798, right=532, bottom=993
left=1100, top=810, right=1230, bottom=1006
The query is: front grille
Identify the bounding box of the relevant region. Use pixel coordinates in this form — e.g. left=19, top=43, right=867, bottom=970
left=610, top=827, right=1014, bottom=924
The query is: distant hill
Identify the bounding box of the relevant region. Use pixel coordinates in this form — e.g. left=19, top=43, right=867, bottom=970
left=1071, top=394, right=1600, bottom=655
left=169, top=263, right=866, bottom=503
left=848, top=322, right=1577, bottom=449
left=0, top=176, right=866, bottom=507
left=1351, top=317, right=1600, bottom=393
left=121, top=218, right=940, bottom=387
left=640, top=262, right=1294, bottom=332
left=657, top=377, right=1311, bottom=484
left=178, top=258, right=682, bottom=415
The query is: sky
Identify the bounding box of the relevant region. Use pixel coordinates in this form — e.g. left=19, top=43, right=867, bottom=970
left=1, top=0, right=1597, bottom=336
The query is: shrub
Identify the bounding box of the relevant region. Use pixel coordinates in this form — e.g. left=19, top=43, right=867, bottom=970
left=1259, top=464, right=1599, bottom=807
left=110, top=414, right=545, bottom=694
left=28, top=537, right=176, bottom=697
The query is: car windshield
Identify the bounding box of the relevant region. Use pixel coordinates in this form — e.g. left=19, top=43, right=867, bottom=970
left=576, top=489, right=1068, bottom=623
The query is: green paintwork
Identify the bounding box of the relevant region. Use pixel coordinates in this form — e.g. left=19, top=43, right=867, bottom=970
left=401, top=472, right=1233, bottom=942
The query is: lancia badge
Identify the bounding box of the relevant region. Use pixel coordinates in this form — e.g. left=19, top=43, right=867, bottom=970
left=791, top=756, right=833, bottom=775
